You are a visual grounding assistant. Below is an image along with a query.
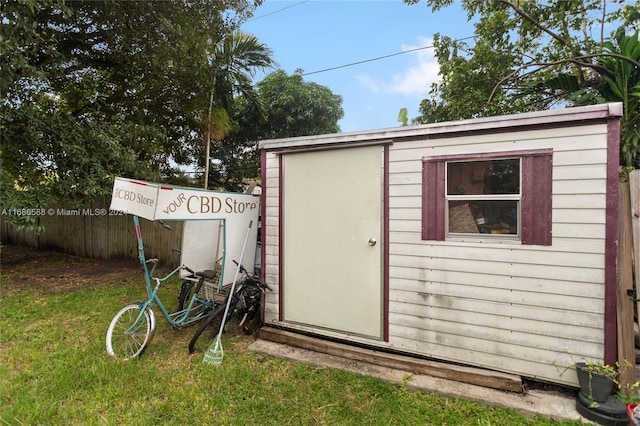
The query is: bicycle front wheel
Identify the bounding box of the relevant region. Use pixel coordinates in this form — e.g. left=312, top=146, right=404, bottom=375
left=106, top=304, right=154, bottom=360
left=188, top=305, right=224, bottom=354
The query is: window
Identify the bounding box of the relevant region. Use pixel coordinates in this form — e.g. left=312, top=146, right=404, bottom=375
left=422, top=149, right=552, bottom=245
left=447, top=159, right=520, bottom=237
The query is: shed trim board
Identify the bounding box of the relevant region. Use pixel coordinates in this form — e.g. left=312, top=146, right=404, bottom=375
left=604, top=116, right=621, bottom=366
left=259, top=104, right=622, bottom=387
left=259, top=103, right=622, bottom=151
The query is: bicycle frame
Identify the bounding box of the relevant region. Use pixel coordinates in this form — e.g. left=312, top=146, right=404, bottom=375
left=132, top=215, right=214, bottom=329
left=106, top=188, right=258, bottom=360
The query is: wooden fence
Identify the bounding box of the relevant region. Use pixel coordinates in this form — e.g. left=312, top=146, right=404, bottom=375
left=0, top=197, right=184, bottom=266
left=620, top=170, right=640, bottom=387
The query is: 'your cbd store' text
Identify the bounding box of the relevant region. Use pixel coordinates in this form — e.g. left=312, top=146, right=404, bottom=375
left=161, top=192, right=257, bottom=215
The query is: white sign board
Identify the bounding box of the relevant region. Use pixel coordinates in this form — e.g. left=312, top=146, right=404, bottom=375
left=110, top=177, right=260, bottom=284
left=111, top=177, right=259, bottom=221
left=180, top=220, right=223, bottom=281
left=111, top=178, right=159, bottom=221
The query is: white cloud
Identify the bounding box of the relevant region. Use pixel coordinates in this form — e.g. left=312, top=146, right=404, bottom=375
left=357, top=36, right=440, bottom=97
left=356, top=74, right=382, bottom=93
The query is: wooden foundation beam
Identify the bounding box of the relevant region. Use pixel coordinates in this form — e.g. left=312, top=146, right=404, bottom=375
left=258, top=327, right=523, bottom=393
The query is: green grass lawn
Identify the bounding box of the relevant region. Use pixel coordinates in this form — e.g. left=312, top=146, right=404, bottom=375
left=0, top=261, right=585, bottom=426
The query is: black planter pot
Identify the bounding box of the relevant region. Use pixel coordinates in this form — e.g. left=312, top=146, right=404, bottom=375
left=575, top=362, right=615, bottom=403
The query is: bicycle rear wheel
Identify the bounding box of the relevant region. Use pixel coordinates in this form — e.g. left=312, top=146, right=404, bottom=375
left=177, top=279, right=214, bottom=324
left=241, top=309, right=262, bottom=335
left=188, top=305, right=225, bottom=353
left=177, top=280, right=194, bottom=311
left=106, top=304, right=154, bottom=360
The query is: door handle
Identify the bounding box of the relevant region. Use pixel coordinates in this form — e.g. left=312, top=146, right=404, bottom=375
left=368, top=238, right=377, bottom=246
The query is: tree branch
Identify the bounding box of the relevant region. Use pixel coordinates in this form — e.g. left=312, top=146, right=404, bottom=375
left=599, top=0, right=606, bottom=50
left=488, top=52, right=639, bottom=102
left=498, top=0, right=584, bottom=58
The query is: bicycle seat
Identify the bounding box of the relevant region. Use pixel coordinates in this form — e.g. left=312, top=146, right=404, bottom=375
left=195, top=270, right=217, bottom=279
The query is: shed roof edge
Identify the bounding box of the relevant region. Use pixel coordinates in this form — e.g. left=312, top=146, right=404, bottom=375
left=258, top=103, right=622, bottom=151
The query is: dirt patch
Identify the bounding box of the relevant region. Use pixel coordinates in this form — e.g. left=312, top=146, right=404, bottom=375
left=1, top=244, right=141, bottom=294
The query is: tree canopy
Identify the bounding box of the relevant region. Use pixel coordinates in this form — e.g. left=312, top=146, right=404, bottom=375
left=256, top=70, right=344, bottom=139
left=405, top=0, right=640, bottom=169
left=1, top=0, right=263, bottom=229
left=206, top=70, right=344, bottom=191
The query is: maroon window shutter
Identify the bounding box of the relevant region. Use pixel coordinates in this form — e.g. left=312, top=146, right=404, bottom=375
left=422, top=160, right=445, bottom=241
left=521, top=152, right=553, bottom=245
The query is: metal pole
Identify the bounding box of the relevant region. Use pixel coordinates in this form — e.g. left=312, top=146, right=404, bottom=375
left=204, top=91, right=213, bottom=189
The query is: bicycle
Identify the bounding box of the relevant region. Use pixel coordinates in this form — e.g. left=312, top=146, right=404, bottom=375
left=105, top=215, right=218, bottom=360
left=188, top=261, right=271, bottom=354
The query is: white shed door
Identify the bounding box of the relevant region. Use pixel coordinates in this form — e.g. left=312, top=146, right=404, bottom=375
left=282, top=145, right=382, bottom=338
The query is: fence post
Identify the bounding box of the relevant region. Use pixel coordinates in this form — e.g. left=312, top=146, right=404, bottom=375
left=630, top=171, right=640, bottom=376
left=618, top=181, right=635, bottom=388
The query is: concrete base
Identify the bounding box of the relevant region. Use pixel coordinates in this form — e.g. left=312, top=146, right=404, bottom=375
left=248, top=339, right=584, bottom=423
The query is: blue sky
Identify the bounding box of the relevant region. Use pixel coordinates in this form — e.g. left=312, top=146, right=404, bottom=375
left=241, top=0, right=474, bottom=133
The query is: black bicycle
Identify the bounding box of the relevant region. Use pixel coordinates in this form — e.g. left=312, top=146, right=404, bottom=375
left=188, top=262, right=271, bottom=353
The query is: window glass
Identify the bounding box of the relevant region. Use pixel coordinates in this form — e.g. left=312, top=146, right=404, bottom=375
left=447, top=159, right=519, bottom=195
left=446, top=159, right=520, bottom=236
left=448, top=200, right=519, bottom=235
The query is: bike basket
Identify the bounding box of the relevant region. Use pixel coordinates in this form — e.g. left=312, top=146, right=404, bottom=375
left=199, top=281, right=216, bottom=302
left=196, top=270, right=221, bottom=302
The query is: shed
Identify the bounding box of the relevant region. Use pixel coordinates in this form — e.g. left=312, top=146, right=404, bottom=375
left=258, top=103, right=622, bottom=387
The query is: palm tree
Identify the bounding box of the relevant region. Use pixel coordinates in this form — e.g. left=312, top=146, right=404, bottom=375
left=494, top=27, right=640, bottom=171
left=203, top=32, right=275, bottom=189
left=596, top=31, right=640, bottom=170
left=560, top=29, right=640, bottom=170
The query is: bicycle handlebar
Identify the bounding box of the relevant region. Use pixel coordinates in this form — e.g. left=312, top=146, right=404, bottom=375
left=232, top=259, right=248, bottom=275
left=183, top=266, right=195, bottom=275
left=233, top=259, right=271, bottom=291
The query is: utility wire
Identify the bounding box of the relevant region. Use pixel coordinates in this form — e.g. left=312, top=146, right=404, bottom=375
left=302, top=35, right=476, bottom=76
left=246, top=0, right=311, bottom=22
left=246, top=2, right=475, bottom=77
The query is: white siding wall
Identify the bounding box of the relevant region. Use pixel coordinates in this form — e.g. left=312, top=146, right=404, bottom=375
left=387, top=124, right=608, bottom=386
left=263, top=122, right=611, bottom=386
left=263, top=155, right=281, bottom=324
